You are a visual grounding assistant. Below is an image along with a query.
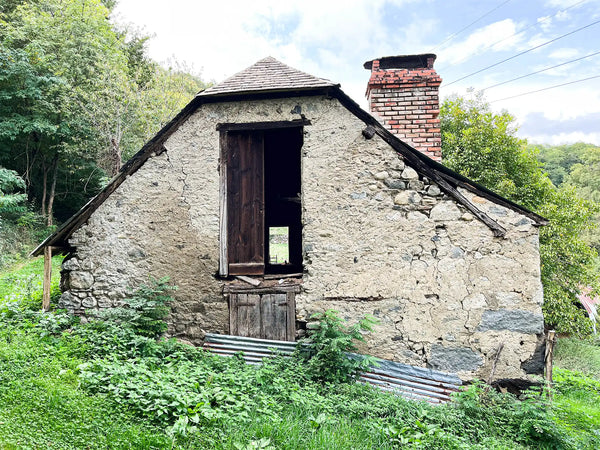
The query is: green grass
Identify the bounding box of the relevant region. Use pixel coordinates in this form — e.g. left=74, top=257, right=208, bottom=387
left=554, top=337, right=600, bottom=379
left=0, top=259, right=598, bottom=449
left=268, top=226, right=289, bottom=264
left=0, top=255, right=63, bottom=302
left=0, top=327, right=173, bottom=449
left=552, top=338, right=600, bottom=448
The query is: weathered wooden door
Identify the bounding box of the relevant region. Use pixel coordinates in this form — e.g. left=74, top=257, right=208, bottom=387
left=225, top=131, right=265, bottom=276
left=228, top=288, right=296, bottom=341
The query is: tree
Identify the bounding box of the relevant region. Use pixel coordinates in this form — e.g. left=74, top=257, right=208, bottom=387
left=441, top=92, right=599, bottom=335
left=0, top=0, right=123, bottom=224
left=0, top=0, right=207, bottom=227
left=0, top=166, right=26, bottom=218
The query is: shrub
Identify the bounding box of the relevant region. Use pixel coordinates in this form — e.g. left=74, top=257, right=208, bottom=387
left=298, top=310, right=378, bottom=383
left=91, top=276, right=177, bottom=339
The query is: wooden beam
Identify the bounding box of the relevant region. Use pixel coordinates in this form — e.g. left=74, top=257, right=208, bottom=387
left=545, top=330, right=556, bottom=391
left=219, top=132, right=229, bottom=276
left=216, top=119, right=311, bottom=131
left=42, top=246, right=52, bottom=311
left=434, top=176, right=507, bottom=237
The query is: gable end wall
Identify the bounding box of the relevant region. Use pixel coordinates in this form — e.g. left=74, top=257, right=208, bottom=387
left=60, top=95, right=544, bottom=380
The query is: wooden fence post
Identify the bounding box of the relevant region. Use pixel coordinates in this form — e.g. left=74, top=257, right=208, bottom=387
left=42, top=246, right=52, bottom=312
left=544, top=330, right=556, bottom=396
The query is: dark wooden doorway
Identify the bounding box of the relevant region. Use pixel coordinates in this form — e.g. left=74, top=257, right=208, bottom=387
left=225, top=285, right=298, bottom=341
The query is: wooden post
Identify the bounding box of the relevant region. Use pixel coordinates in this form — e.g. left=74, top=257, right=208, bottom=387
left=544, top=330, right=556, bottom=395
left=42, top=246, right=52, bottom=312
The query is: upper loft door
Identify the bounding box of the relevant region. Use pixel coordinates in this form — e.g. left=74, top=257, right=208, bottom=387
left=225, top=131, right=265, bottom=276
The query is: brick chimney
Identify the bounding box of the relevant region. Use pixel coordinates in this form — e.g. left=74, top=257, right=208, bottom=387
left=364, top=54, right=442, bottom=161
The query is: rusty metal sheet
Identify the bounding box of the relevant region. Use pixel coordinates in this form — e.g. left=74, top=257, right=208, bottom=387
left=203, top=333, right=462, bottom=404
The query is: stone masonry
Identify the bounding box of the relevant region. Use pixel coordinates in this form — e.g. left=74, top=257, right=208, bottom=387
left=365, top=54, right=442, bottom=161
left=59, top=94, right=544, bottom=382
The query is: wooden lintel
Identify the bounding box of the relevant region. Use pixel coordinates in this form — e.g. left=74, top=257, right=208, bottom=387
left=42, top=246, right=53, bottom=312
left=223, top=284, right=301, bottom=294
left=216, top=119, right=311, bottom=131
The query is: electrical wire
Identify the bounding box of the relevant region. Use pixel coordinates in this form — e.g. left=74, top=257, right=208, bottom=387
left=431, top=0, right=513, bottom=51
left=442, top=18, right=600, bottom=88
left=482, top=50, right=600, bottom=91
left=490, top=74, right=600, bottom=102
left=437, top=0, right=588, bottom=72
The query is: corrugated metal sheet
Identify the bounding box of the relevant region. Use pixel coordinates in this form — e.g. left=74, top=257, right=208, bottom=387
left=203, top=333, right=462, bottom=404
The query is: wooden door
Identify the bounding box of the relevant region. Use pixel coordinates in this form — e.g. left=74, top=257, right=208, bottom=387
left=225, top=131, right=265, bottom=275
left=229, top=290, right=296, bottom=341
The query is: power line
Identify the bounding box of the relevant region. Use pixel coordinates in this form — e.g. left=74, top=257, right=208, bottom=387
left=442, top=18, right=600, bottom=88
left=437, top=0, right=588, bottom=72
left=482, top=50, right=600, bottom=91
left=431, top=0, right=513, bottom=51
left=490, top=74, right=600, bottom=102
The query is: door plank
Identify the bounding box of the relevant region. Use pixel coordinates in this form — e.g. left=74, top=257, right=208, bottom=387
left=247, top=294, right=261, bottom=338
left=229, top=293, right=238, bottom=335
left=286, top=291, right=296, bottom=341
left=227, top=132, right=265, bottom=274
left=273, top=293, right=288, bottom=341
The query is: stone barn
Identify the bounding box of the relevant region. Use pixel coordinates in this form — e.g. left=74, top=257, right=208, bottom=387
left=34, top=55, right=547, bottom=381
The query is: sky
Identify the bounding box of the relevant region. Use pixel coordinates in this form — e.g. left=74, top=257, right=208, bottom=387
left=112, top=0, right=600, bottom=146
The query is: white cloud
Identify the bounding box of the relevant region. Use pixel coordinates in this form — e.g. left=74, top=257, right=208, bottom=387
left=548, top=47, right=580, bottom=59
left=437, top=20, right=521, bottom=68
left=491, top=81, right=600, bottom=121
left=527, top=131, right=600, bottom=145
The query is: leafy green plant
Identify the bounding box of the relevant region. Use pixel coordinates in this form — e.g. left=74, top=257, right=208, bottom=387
left=299, top=310, right=378, bottom=384
left=554, top=368, right=600, bottom=396
left=0, top=167, right=26, bottom=218
left=92, top=276, right=177, bottom=338
left=233, top=438, right=275, bottom=450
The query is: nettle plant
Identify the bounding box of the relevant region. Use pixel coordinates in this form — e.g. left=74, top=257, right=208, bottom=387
left=299, top=310, right=379, bottom=384
left=96, top=276, right=177, bottom=338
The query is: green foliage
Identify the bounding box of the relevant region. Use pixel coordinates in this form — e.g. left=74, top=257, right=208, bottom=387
left=0, top=0, right=206, bottom=229
left=534, top=142, right=596, bottom=187
left=0, top=166, right=26, bottom=216
left=0, top=324, right=173, bottom=449
left=554, top=337, right=600, bottom=380
left=0, top=262, right=597, bottom=449
left=539, top=188, right=600, bottom=334
left=0, top=255, right=62, bottom=311
left=554, top=368, right=600, bottom=395
left=92, top=276, right=177, bottom=338
left=441, top=91, right=553, bottom=209
left=299, top=310, right=378, bottom=383
left=552, top=368, right=600, bottom=448
left=441, top=91, right=599, bottom=335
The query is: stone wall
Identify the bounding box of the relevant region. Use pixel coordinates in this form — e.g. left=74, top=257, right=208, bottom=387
left=59, top=94, right=544, bottom=380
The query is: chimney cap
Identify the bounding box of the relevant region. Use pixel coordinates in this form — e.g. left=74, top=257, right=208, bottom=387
left=364, top=54, right=437, bottom=70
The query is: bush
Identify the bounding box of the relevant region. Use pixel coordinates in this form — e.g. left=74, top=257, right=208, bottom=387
left=298, top=310, right=378, bottom=384
left=91, top=276, right=177, bottom=339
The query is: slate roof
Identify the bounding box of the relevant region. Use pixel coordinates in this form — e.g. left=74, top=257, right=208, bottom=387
left=198, top=57, right=337, bottom=97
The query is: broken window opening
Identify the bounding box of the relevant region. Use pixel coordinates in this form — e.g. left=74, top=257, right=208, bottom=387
left=268, top=226, right=289, bottom=265
left=220, top=125, right=303, bottom=277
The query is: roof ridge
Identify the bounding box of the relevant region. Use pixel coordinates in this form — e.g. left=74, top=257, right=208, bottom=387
left=198, top=56, right=337, bottom=97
